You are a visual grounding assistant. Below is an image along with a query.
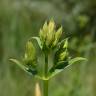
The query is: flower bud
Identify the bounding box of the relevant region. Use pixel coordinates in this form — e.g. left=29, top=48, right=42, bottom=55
left=52, top=26, right=62, bottom=47
left=48, top=20, right=55, bottom=32
left=59, top=50, right=68, bottom=61
left=25, top=41, right=36, bottom=59
left=63, top=38, right=68, bottom=49
left=39, top=22, right=48, bottom=44
left=39, top=20, right=55, bottom=51
left=39, top=20, right=62, bottom=51
left=24, top=41, right=37, bottom=67
left=54, top=39, right=68, bottom=64
left=45, top=20, right=55, bottom=47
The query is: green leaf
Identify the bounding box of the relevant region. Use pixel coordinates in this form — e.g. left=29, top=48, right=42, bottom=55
left=55, top=61, right=68, bottom=69
left=9, top=59, right=28, bottom=72
left=48, top=69, right=63, bottom=79
left=69, top=57, right=87, bottom=65
left=30, top=37, right=42, bottom=49
left=48, top=57, right=87, bottom=79
left=50, top=61, right=68, bottom=73
left=9, top=59, right=38, bottom=76
left=48, top=61, right=68, bottom=78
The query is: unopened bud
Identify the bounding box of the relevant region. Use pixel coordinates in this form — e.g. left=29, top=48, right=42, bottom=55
left=39, top=20, right=62, bottom=51
left=52, top=26, right=62, bottom=47
left=48, top=20, right=55, bottom=32
left=39, top=22, right=48, bottom=43
left=63, top=39, right=68, bottom=49
left=54, top=38, right=69, bottom=64
left=24, top=41, right=37, bottom=67
left=59, top=51, right=68, bottom=61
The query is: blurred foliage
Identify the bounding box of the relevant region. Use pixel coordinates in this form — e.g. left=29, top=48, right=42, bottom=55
left=0, top=0, right=96, bottom=96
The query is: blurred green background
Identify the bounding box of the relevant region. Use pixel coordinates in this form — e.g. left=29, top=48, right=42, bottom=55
left=0, top=0, right=96, bottom=96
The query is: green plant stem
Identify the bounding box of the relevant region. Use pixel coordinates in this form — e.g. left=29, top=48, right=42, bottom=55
left=43, top=53, right=48, bottom=96
left=43, top=80, right=48, bottom=96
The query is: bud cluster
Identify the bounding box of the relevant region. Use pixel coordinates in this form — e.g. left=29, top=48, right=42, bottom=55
left=54, top=39, right=68, bottom=65
left=39, top=20, right=62, bottom=52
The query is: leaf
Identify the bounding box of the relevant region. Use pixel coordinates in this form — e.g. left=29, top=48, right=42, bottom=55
left=9, top=59, right=37, bottom=76
left=48, top=61, right=68, bottom=78
left=27, top=67, right=37, bottom=75
left=69, top=57, right=87, bottom=65
left=9, top=59, right=27, bottom=71
left=50, top=61, right=68, bottom=73
left=48, top=69, right=63, bottom=79
left=48, top=57, right=87, bottom=79
left=55, top=61, right=68, bottom=69
left=30, top=37, right=42, bottom=49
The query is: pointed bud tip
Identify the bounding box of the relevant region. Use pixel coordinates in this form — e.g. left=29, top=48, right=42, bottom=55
left=63, top=38, right=68, bottom=48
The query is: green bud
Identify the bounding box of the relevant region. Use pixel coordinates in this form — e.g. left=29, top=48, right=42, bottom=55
left=63, top=38, right=68, bottom=49
left=48, top=20, right=55, bottom=32
left=25, top=41, right=36, bottom=59
left=59, top=50, right=68, bottom=61
left=52, top=26, right=62, bottom=47
left=54, top=38, right=69, bottom=65
left=39, top=20, right=62, bottom=52
left=39, top=20, right=55, bottom=50
left=46, top=20, right=55, bottom=47
left=59, top=39, right=68, bottom=61
left=24, top=41, right=37, bottom=67
left=39, top=22, right=48, bottom=43
left=55, top=27, right=62, bottom=40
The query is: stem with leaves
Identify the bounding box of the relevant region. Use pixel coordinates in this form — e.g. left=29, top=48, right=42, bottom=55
left=9, top=20, right=87, bottom=96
